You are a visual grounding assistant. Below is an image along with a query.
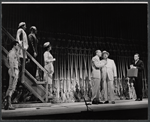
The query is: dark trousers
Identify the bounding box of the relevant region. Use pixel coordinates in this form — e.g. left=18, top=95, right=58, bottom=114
left=134, top=76, right=143, bottom=99
left=27, top=58, right=37, bottom=78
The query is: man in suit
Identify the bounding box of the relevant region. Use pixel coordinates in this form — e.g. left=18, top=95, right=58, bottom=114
left=130, top=53, right=144, bottom=101
left=101, top=51, right=117, bottom=104
left=91, top=50, right=107, bottom=104
left=27, top=26, right=38, bottom=78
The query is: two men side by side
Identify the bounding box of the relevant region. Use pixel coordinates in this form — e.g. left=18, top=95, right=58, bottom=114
left=91, top=50, right=117, bottom=104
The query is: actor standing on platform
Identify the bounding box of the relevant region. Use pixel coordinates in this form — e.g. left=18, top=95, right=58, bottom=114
left=130, top=53, right=144, bottom=101
left=4, top=41, right=19, bottom=110
left=43, top=42, right=56, bottom=97
left=101, top=51, right=117, bottom=104
left=91, top=50, right=106, bottom=104
left=16, top=22, right=29, bottom=79
left=27, top=26, right=38, bottom=78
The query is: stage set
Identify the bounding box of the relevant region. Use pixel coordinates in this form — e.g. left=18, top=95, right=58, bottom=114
left=1, top=3, right=148, bottom=120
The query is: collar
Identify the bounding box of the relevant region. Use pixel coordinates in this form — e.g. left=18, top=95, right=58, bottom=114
left=135, top=59, right=139, bottom=64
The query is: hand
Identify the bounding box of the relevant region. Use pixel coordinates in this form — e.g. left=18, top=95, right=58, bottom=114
left=130, top=65, right=133, bottom=69
left=26, top=58, right=30, bottom=64
left=101, top=60, right=107, bottom=65
left=34, top=52, right=37, bottom=57
left=53, top=58, right=56, bottom=61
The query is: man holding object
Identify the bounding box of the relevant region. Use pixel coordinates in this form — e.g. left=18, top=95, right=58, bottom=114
left=130, top=53, right=144, bottom=101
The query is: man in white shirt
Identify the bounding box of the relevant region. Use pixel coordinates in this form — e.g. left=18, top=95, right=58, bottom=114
left=91, top=50, right=106, bottom=104
left=16, top=22, right=29, bottom=80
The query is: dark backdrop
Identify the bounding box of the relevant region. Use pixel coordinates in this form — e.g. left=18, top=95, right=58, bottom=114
left=2, top=4, right=148, bottom=99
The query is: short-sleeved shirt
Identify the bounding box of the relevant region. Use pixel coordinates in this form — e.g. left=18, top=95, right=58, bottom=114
left=7, top=48, right=19, bottom=69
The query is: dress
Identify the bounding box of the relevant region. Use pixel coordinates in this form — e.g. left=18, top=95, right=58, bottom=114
left=43, top=51, right=54, bottom=84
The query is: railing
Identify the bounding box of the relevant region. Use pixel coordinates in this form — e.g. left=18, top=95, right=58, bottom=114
left=2, top=26, right=50, bottom=102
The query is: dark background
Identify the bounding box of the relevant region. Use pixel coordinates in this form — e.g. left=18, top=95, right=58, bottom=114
left=2, top=4, right=148, bottom=102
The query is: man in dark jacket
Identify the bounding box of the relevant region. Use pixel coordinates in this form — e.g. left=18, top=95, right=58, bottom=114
left=130, top=53, right=144, bottom=101
left=27, top=26, right=38, bottom=78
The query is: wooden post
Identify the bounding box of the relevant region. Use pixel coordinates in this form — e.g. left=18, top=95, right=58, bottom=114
left=21, top=48, right=26, bottom=83
left=45, top=81, right=48, bottom=102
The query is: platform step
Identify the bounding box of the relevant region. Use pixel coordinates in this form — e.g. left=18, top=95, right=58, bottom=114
left=12, top=102, right=52, bottom=108
left=36, top=81, right=47, bottom=85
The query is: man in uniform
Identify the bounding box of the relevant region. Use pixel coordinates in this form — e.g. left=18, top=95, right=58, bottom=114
left=27, top=26, right=38, bottom=78
left=4, top=41, right=20, bottom=110
left=16, top=22, right=29, bottom=80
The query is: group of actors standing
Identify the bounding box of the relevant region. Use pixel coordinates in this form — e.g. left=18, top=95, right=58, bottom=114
left=3, top=22, right=144, bottom=110
left=4, top=22, right=55, bottom=110
left=91, top=50, right=144, bottom=104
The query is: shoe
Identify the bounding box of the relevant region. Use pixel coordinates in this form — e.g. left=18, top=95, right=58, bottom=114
left=92, top=100, right=98, bottom=104
left=97, top=101, right=103, bottom=104
left=111, top=101, right=115, bottom=104
left=4, top=96, right=15, bottom=110
left=135, top=98, right=140, bottom=101
left=138, top=98, right=142, bottom=101
left=104, top=101, right=109, bottom=104
left=7, top=105, right=15, bottom=110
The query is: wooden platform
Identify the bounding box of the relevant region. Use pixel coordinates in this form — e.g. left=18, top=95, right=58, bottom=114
left=2, top=99, right=148, bottom=120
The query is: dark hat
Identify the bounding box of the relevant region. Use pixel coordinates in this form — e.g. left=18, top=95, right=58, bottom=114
left=102, top=50, right=109, bottom=56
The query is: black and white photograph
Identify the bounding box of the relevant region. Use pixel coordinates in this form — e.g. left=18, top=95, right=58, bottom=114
left=1, top=1, right=148, bottom=120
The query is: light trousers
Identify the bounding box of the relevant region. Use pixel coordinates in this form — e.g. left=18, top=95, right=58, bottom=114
left=102, top=73, right=115, bottom=101
left=91, top=77, right=101, bottom=101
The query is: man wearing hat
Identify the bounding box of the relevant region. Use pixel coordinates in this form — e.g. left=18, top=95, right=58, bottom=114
left=16, top=22, right=29, bottom=80
left=91, top=50, right=107, bottom=104
left=101, top=51, right=117, bottom=104
left=27, top=26, right=38, bottom=78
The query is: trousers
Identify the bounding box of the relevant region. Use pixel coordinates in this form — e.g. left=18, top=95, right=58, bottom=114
left=91, top=77, right=101, bottom=101
left=6, top=68, right=19, bottom=97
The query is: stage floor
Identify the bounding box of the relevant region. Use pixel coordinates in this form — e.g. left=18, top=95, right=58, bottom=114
left=2, top=98, right=148, bottom=120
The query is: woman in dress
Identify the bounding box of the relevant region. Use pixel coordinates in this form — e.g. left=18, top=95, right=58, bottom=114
left=43, top=42, right=56, bottom=97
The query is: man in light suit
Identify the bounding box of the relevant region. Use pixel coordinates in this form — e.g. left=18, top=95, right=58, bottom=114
left=91, top=50, right=107, bottom=104
left=101, top=51, right=117, bottom=104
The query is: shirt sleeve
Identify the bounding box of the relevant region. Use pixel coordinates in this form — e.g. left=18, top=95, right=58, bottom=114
left=136, top=60, right=144, bottom=71
left=16, top=29, right=22, bottom=45
left=92, top=57, right=106, bottom=68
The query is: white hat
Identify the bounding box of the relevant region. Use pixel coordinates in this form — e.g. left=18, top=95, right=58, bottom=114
left=44, top=42, right=50, bottom=47
left=30, top=26, right=37, bottom=30
left=102, top=50, right=110, bottom=56
left=18, top=22, right=26, bottom=28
